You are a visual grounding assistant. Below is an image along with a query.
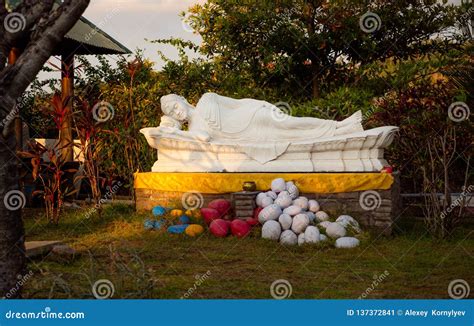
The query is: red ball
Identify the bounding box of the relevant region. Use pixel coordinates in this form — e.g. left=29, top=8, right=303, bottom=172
left=231, top=219, right=251, bottom=238
left=381, top=166, right=393, bottom=174
left=245, top=217, right=259, bottom=226
left=208, top=199, right=232, bottom=217
left=253, top=207, right=263, bottom=220
left=209, top=219, right=229, bottom=238
left=201, top=207, right=220, bottom=225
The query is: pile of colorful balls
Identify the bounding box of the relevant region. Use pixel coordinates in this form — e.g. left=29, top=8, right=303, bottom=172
left=256, top=178, right=362, bottom=248
left=145, top=206, right=205, bottom=237
left=145, top=198, right=258, bottom=239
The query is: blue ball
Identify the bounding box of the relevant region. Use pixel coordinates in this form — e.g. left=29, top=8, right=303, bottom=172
left=154, top=219, right=165, bottom=230
left=167, top=224, right=189, bottom=234
left=152, top=206, right=166, bottom=216
left=179, top=215, right=191, bottom=224
left=144, top=219, right=155, bottom=230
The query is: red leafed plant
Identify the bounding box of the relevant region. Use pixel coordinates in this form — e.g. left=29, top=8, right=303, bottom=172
left=48, top=93, right=71, bottom=131
left=18, top=140, right=77, bottom=224
left=73, top=99, right=113, bottom=217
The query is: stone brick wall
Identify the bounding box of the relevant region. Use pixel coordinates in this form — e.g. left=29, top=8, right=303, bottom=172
left=135, top=173, right=400, bottom=236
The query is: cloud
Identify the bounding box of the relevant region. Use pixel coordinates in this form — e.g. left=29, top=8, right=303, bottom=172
left=86, top=0, right=205, bottom=14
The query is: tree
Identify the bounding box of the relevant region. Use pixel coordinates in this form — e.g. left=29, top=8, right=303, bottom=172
left=186, top=0, right=460, bottom=99
left=0, top=0, right=90, bottom=298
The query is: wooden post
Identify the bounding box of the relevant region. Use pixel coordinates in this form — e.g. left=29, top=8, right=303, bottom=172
left=60, top=53, right=74, bottom=162
left=8, top=48, right=22, bottom=152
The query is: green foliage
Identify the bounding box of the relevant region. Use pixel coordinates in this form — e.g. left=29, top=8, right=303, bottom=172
left=75, top=54, right=162, bottom=186
left=291, top=87, right=376, bottom=121
left=186, top=0, right=463, bottom=98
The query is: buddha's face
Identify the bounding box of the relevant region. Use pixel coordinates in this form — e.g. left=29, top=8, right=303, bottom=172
left=161, top=95, right=192, bottom=122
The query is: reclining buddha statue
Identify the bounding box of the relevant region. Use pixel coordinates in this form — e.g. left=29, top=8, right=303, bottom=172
left=141, top=93, right=398, bottom=172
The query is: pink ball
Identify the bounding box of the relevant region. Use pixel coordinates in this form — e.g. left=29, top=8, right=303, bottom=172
left=208, top=199, right=232, bottom=217
left=201, top=208, right=220, bottom=225
left=231, top=219, right=251, bottom=238
left=209, top=219, right=229, bottom=238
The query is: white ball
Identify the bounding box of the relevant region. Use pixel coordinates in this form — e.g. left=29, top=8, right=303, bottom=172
left=305, top=211, right=316, bottom=223
left=293, top=196, right=309, bottom=210
left=318, top=221, right=331, bottom=230
left=336, top=215, right=361, bottom=233
left=335, top=237, right=360, bottom=248
left=298, top=233, right=305, bottom=246
left=271, top=178, right=286, bottom=193
left=283, top=205, right=302, bottom=216
left=278, top=213, right=293, bottom=230
left=315, top=211, right=330, bottom=222
left=286, top=181, right=299, bottom=199
left=291, top=213, right=309, bottom=234
left=258, top=204, right=282, bottom=224
left=262, top=220, right=281, bottom=241
left=277, top=191, right=289, bottom=198
left=256, top=192, right=268, bottom=207
left=308, top=200, right=320, bottom=212
left=260, top=196, right=274, bottom=208
left=274, top=195, right=293, bottom=209
left=280, top=230, right=297, bottom=245
left=326, top=222, right=347, bottom=239
left=304, top=226, right=320, bottom=244
left=266, top=191, right=278, bottom=200
left=319, top=234, right=328, bottom=242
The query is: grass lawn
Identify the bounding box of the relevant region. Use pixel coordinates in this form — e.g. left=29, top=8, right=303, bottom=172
left=23, top=204, right=474, bottom=299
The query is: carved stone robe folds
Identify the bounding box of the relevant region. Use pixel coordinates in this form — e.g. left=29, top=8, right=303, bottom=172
left=190, top=93, right=338, bottom=164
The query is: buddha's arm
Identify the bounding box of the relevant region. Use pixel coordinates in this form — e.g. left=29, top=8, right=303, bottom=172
left=160, top=127, right=211, bottom=142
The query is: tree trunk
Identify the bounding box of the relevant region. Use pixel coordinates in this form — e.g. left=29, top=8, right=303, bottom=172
left=0, top=0, right=90, bottom=298
left=0, top=132, right=24, bottom=298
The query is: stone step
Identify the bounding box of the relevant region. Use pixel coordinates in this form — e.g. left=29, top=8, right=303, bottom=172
left=25, top=240, right=63, bottom=258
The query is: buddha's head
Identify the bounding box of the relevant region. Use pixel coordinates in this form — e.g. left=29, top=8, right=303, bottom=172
left=160, top=94, right=194, bottom=122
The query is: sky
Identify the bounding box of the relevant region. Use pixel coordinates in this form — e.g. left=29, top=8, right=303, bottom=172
left=81, top=0, right=205, bottom=68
